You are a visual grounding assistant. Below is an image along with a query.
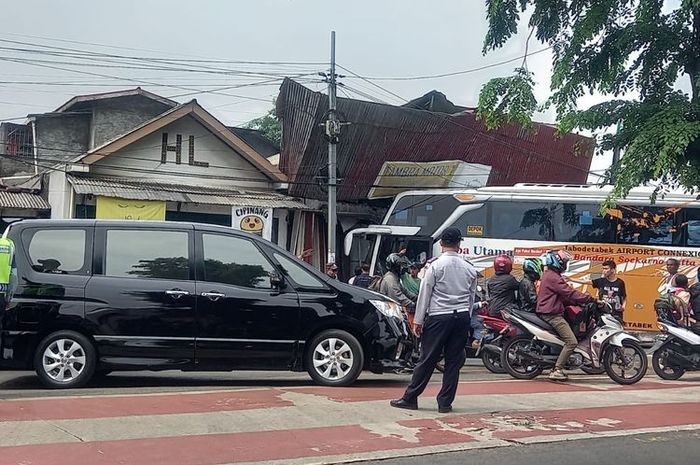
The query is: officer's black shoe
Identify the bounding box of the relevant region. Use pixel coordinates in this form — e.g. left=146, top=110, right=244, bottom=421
left=438, top=405, right=452, bottom=413
left=390, top=398, right=418, bottom=410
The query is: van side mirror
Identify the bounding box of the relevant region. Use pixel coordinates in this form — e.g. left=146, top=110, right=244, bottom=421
left=270, top=272, right=285, bottom=289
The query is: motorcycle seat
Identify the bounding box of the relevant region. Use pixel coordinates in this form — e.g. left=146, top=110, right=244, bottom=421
left=511, top=309, right=556, bottom=332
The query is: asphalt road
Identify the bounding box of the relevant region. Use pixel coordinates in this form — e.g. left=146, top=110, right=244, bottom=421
left=354, top=430, right=700, bottom=465
left=0, top=360, right=499, bottom=399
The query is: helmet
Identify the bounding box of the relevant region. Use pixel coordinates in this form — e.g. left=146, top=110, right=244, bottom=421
left=385, top=253, right=404, bottom=274
left=545, top=250, right=572, bottom=272
left=523, top=258, right=544, bottom=278
left=493, top=254, right=513, bottom=274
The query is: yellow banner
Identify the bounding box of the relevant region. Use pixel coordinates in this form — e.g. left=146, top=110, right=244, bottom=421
left=96, top=196, right=166, bottom=221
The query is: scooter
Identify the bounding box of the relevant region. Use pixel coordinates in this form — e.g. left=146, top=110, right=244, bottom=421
left=500, top=302, right=648, bottom=385
left=476, top=307, right=520, bottom=373
left=649, top=317, right=700, bottom=380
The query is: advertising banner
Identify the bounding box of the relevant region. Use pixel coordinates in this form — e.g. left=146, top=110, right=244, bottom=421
left=96, top=197, right=166, bottom=221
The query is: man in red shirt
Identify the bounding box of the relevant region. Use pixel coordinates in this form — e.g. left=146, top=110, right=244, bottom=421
left=538, top=250, right=596, bottom=381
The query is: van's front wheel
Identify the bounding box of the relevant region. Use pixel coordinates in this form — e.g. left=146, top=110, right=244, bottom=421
left=34, top=330, right=96, bottom=389
left=306, top=330, right=364, bottom=386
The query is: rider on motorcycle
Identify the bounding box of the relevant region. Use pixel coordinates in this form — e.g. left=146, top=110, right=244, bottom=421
left=380, top=253, right=415, bottom=311
left=486, top=255, right=520, bottom=317
left=519, top=258, right=543, bottom=313
left=538, top=250, right=596, bottom=381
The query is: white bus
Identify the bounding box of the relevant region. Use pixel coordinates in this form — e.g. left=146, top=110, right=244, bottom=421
left=344, top=183, right=700, bottom=331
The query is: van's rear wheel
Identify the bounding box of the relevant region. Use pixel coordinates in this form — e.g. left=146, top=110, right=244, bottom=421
left=306, top=330, right=363, bottom=386
left=34, top=331, right=96, bottom=389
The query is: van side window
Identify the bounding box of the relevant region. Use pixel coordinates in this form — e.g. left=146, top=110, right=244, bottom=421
left=26, top=229, right=87, bottom=274
left=105, top=230, right=190, bottom=280
left=202, top=234, right=275, bottom=289
left=273, top=253, right=326, bottom=289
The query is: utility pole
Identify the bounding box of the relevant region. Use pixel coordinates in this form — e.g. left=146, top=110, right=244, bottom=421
left=326, top=31, right=338, bottom=265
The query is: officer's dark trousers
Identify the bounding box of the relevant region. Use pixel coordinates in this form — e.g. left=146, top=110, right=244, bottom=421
left=402, top=311, right=471, bottom=408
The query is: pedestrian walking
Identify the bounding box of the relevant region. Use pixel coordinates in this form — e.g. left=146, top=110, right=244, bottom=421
left=390, top=227, right=477, bottom=413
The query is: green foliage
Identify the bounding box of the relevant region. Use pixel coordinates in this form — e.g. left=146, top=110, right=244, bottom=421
left=245, top=102, right=281, bottom=146
left=477, top=68, right=538, bottom=130
left=477, top=0, right=700, bottom=203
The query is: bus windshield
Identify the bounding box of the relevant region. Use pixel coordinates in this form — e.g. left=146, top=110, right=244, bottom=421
left=386, top=194, right=461, bottom=236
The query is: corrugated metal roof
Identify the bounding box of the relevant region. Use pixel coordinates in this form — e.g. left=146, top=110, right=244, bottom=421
left=67, top=175, right=313, bottom=210
left=0, top=190, right=50, bottom=210
left=276, top=79, right=594, bottom=202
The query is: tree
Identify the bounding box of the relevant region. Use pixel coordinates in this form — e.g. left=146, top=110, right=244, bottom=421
left=245, top=101, right=281, bottom=146
left=477, top=0, right=700, bottom=205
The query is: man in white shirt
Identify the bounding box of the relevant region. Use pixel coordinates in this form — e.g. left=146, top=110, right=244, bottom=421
left=663, top=258, right=680, bottom=293
left=390, top=227, right=477, bottom=414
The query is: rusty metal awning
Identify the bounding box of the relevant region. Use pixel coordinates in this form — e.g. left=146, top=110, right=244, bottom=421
left=67, top=175, right=314, bottom=210
left=0, top=190, right=50, bottom=210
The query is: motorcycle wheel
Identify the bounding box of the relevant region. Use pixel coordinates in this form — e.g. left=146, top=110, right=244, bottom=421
left=603, top=340, right=648, bottom=385
left=502, top=336, right=544, bottom=380
left=580, top=366, right=606, bottom=375
left=652, top=348, right=685, bottom=380
left=481, top=349, right=506, bottom=374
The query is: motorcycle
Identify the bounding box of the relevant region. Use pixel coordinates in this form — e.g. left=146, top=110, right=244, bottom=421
left=649, top=317, right=700, bottom=380
left=475, top=307, right=520, bottom=373
left=500, top=302, right=648, bottom=385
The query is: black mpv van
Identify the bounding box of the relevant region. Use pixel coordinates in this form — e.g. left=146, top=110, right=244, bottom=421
left=0, top=220, right=410, bottom=388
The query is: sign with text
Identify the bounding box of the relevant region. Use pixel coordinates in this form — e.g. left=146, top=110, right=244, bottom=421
left=367, top=160, right=491, bottom=199
left=232, top=206, right=273, bottom=241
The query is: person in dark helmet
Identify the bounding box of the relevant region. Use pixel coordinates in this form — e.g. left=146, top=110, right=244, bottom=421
left=390, top=227, right=477, bottom=414
left=519, top=257, right=543, bottom=313
left=380, top=253, right=414, bottom=310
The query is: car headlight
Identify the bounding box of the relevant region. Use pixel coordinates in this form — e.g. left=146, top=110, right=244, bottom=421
left=657, top=322, right=668, bottom=332
left=370, top=300, right=403, bottom=319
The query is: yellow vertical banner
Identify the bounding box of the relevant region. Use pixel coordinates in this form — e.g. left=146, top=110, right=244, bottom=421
left=96, top=196, right=166, bottom=221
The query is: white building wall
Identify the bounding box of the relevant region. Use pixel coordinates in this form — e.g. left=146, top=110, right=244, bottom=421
left=90, top=115, right=273, bottom=190
left=47, top=170, right=73, bottom=219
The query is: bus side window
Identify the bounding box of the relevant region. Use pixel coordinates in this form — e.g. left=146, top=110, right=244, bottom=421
left=559, top=204, right=616, bottom=243
left=487, top=202, right=551, bottom=241
left=684, top=208, right=700, bottom=247
left=615, top=206, right=676, bottom=245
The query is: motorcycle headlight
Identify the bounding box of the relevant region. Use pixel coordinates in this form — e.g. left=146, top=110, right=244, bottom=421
left=370, top=300, right=403, bottom=319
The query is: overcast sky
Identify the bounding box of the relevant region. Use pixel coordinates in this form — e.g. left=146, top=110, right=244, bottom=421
left=0, top=0, right=629, bottom=180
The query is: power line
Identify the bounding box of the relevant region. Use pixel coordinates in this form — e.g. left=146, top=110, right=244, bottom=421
left=0, top=33, right=327, bottom=66
left=0, top=151, right=500, bottom=191
left=339, top=47, right=552, bottom=81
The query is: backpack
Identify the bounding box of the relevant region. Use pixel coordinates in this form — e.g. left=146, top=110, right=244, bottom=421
left=654, top=293, right=686, bottom=324
left=368, top=275, right=383, bottom=292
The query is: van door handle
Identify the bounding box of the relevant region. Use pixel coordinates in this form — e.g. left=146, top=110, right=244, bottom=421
left=165, top=289, right=190, bottom=299
left=201, top=291, right=225, bottom=301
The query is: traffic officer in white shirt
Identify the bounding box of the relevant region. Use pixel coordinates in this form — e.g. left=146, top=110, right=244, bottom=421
left=390, top=227, right=477, bottom=413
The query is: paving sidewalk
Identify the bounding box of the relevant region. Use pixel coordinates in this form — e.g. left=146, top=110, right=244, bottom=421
left=0, top=374, right=698, bottom=465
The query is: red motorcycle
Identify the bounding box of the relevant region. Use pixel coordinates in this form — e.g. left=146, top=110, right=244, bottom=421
left=479, top=307, right=520, bottom=373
